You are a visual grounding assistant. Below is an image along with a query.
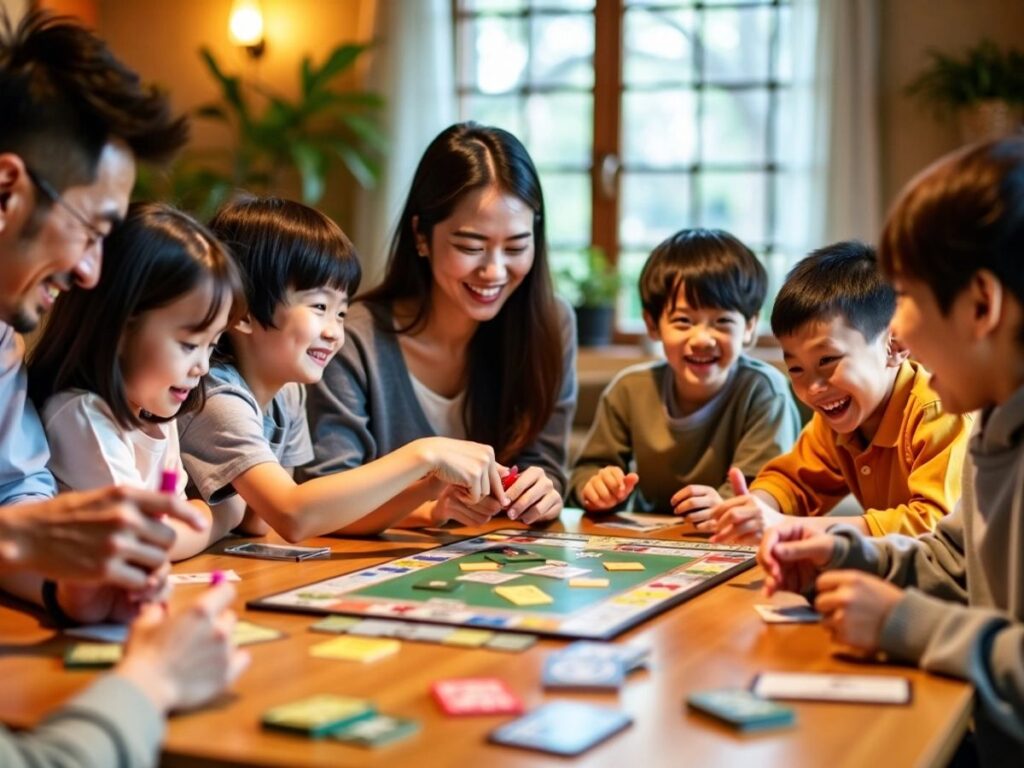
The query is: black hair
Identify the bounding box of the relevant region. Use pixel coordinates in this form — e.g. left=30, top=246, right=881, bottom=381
left=208, top=195, right=361, bottom=333
left=771, top=241, right=895, bottom=342
left=28, top=202, right=246, bottom=430
left=639, top=228, right=767, bottom=322
left=0, top=10, right=187, bottom=195
left=361, top=122, right=563, bottom=463
left=880, top=137, right=1024, bottom=334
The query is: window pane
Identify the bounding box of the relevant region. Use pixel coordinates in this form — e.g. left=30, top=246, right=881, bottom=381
left=622, top=90, right=698, bottom=168
left=617, top=249, right=650, bottom=332
left=619, top=173, right=691, bottom=250
left=458, top=16, right=527, bottom=92
left=460, top=93, right=524, bottom=137
left=699, top=171, right=766, bottom=244
left=527, top=93, right=592, bottom=167
left=702, top=88, right=769, bottom=165
left=623, top=8, right=695, bottom=87
left=460, top=0, right=526, bottom=11
left=530, top=13, right=594, bottom=88
left=702, top=7, right=772, bottom=84
left=777, top=5, right=792, bottom=82
left=700, top=0, right=778, bottom=7
left=539, top=171, right=590, bottom=248
left=531, top=0, right=595, bottom=9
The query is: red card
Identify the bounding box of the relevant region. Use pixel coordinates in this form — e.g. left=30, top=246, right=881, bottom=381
left=431, top=677, right=524, bottom=716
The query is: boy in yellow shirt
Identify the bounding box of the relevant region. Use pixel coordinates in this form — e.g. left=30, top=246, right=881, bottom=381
left=707, top=241, right=970, bottom=543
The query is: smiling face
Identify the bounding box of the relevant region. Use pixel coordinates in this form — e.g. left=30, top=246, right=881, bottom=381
left=647, top=284, right=756, bottom=411
left=416, top=184, right=535, bottom=328
left=781, top=315, right=901, bottom=439
left=120, top=279, right=231, bottom=422
left=242, top=285, right=347, bottom=387
left=0, top=141, right=135, bottom=332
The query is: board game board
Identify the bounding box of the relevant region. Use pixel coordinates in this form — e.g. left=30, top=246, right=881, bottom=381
left=249, top=530, right=756, bottom=640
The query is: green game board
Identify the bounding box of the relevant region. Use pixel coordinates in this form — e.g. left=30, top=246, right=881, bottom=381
left=249, top=530, right=756, bottom=640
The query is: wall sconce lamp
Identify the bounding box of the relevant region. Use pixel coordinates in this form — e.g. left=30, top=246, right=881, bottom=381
left=229, top=0, right=265, bottom=59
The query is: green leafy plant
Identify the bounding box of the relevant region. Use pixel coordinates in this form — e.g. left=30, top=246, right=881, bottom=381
left=556, top=245, right=621, bottom=308
left=138, top=43, right=385, bottom=220
left=905, top=39, right=1024, bottom=117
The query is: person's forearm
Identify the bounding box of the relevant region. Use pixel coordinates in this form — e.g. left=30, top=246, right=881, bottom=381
left=752, top=489, right=782, bottom=512
left=333, top=479, right=443, bottom=535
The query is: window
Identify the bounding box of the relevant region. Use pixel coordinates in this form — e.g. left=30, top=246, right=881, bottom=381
left=456, top=0, right=792, bottom=334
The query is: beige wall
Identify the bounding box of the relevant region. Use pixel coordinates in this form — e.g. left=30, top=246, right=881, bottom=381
left=880, top=0, right=1024, bottom=209
left=95, top=0, right=374, bottom=221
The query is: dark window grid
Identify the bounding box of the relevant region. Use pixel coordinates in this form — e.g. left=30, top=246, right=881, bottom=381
left=618, top=80, right=786, bottom=91
left=621, top=163, right=781, bottom=172
left=455, top=9, right=596, bottom=20
left=624, top=1, right=789, bottom=11
left=456, top=85, right=594, bottom=95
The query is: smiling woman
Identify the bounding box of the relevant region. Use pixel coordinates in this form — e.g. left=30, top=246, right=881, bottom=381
left=303, top=122, right=578, bottom=532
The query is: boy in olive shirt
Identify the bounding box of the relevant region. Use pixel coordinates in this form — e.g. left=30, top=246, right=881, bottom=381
left=569, top=229, right=800, bottom=515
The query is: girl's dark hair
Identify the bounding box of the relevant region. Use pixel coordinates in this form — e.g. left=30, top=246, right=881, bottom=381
left=879, top=137, right=1024, bottom=323
left=29, top=202, right=246, bottom=430
left=362, top=122, right=563, bottom=462
left=208, top=195, right=361, bottom=362
left=639, top=228, right=767, bottom=321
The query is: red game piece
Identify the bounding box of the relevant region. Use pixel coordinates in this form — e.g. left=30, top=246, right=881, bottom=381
left=501, top=466, right=520, bottom=491
left=431, top=677, right=524, bottom=716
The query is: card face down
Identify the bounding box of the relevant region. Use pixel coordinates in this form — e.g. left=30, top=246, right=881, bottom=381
left=751, top=672, right=912, bottom=705
left=687, top=688, right=795, bottom=731
left=489, top=701, right=633, bottom=756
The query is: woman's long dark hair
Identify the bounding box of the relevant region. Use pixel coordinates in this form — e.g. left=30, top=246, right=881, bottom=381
left=29, top=202, right=246, bottom=430
left=362, top=122, right=563, bottom=462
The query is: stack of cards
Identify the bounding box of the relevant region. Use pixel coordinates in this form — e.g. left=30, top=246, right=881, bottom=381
left=64, top=642, right=123, bottom=669
left=261, top=694, right=375, bottom=738
left=431, top=677, right=524, bottom=716
left=753, top=604, right=822, bottom=624
left=307, top=616, right=539, bottom=653
left=329, top=714, right=420, bottom=748
left=541, top=641, right=649, bottom=691
left=687, top=688, right=795, bottom=732
left=489, top=701, right=632, bottom=756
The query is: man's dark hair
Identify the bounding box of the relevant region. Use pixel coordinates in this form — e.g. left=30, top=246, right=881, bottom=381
left=639, top=228, right=767, bottom=322
left=771, top=241, right=895, bottom=342
left=0, top=10, right=188, bottom=194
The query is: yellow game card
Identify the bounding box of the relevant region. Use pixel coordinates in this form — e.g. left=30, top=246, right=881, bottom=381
left=310, top=636, right=401, bottom=663
left=459, top=562, right=500, bottom=572
left=441, top=628, right=494, bottom=648
left=64, top=642, right=123, bottom=668
left=262, top=694, right=374, bottom=736
left=604, top=561, right=645, bottom=572
left=232, top=620, right=285, bottom=647
left=569, top=577, right=610, bottom=588
left=494, top=584, right=554, bottom=606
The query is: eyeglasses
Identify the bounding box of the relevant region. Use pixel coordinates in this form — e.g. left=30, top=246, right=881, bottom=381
left=25, top=167, right=107, bottom=249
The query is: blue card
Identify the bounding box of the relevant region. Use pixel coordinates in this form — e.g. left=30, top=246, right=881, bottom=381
left=542, top=651, right=625, bottom=691
left=562, top=641, right=649, bottom=672
left=687, top=688, right=795, bottom=732
left=489, top=701, right=632, bottom=756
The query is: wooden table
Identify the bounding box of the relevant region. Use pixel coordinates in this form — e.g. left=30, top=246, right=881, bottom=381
left=0, top=513, right=973, bottom=767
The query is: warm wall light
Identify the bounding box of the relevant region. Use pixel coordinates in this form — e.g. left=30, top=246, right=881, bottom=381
left=229, top=0, right=265, bottom=58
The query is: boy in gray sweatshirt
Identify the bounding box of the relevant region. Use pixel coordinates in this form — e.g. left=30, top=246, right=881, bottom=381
left=757, top=137, right=1024, bottom=767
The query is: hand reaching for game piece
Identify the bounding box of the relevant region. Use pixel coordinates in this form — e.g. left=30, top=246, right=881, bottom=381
left=579, top=466, right=639, bottom=512
left=758, top=524, right=835, bottom=596
left=56, top=560, right=173, bottom=624
left=670, top=484, right=723, bottom=522
left=431, top=484, right=504, bottom=527
left=413, top=437, right=507, bottom=506
left=704, top=468, right=784, bottom=544
left=503, top=465, right=562, bottom=524
left=813, top=571, right=904, bottom=653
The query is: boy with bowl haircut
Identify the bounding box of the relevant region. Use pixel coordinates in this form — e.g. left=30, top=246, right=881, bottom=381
left=569, top=228, right=800, bottom=515
left=708, top=241, right=971, bottom=543
left=757, top=137, right=1024, bottom=767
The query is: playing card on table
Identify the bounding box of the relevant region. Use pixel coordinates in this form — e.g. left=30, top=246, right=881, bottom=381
left=542, top=651, right=625, bottom=691
left=456, top=571, right=522, bottom=585
left=261, top=694, right=374, bottom=737
left=169, top=569, right=241, bottom=585
left=488, top=701, right=632, bottom=756
left=753, top=604, right=822, bottom=624
left=494, top=584, right=553, bottom=606
left=520, top=564, right=590, bottom=580
left=431, top=677, right=523, bottom=716
left=64, top=642, right=123, bottom=669
left=310, top=636, right=400, bottom=663
left=232, top=620, right=285, bottom=647
left=330, top=713, right=420, bottom=747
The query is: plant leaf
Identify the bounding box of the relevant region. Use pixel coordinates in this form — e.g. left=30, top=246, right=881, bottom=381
left=340, top=114, right=388, bottom=153
left=329, top=139, right=379, bottom=189
left=291, top=142, right=328, bottom=203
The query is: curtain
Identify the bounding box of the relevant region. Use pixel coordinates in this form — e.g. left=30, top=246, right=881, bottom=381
left=351, top=0, right=456, bottom=290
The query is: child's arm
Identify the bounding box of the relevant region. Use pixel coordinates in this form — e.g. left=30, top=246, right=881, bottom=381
left=231, top=437, right=505, bottom=542
left=166, top=499, right=243, bottom=560
left=859, top=406, right=971, bottom=536
left=568, top=379, right=636, bottom=513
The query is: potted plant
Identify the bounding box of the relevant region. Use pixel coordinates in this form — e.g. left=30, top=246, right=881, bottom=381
left=137, top=43, right=385, bottom=220
left=556, top=245, right=620, bottom=347
left=905, top=39, right=1024, bottom=144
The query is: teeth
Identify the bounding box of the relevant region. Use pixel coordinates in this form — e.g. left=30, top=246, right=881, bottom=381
left=820, top=397, right=850, bottom=413
left=686, top=356, right=717, bottom=364
left=466, top=284, right=502, bottom=298
left=45, top=284, right=60, bottom=300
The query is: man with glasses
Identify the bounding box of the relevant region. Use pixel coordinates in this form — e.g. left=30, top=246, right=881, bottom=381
left=0, top=11, right=248, bottom=768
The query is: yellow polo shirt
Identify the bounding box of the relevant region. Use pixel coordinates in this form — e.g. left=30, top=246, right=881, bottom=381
left=750, top=360, right=971, bottom=536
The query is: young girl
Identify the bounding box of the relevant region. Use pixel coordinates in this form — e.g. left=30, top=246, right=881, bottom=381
left=28, top=202, right=246, bottom=564
left=303, top=122, right=578, bottom=532
left=177, top=195, right=507, bottom=542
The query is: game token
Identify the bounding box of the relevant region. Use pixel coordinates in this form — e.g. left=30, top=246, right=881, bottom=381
left=569, top=577, right=610, bottom=588
left=459, top=562, right=500, bottom=572
left=412, top=578, right=460, bottom=592
left=262, top=694, right=375, bottom=737
left=603, top=561, right=645, bottom=572
left=310, top=636, right=401, bottom=663
left=310, top=616, right=360, bottom=634
left=501, top=465, right=520, bottom=490
left=64, top=642, right=122, bottom=669
left=494, top=584, right=554, bottom=606
left=432, top=677, right=523, bottom=716
left=330, top=713, right=421, bottom=747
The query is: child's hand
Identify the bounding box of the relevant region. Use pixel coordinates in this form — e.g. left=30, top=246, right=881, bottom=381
left=431, top=485, right=503, bottom=527
left=670, top=484, right=723, bottom=522
left=758, top=524, right=835, bottom=596
left=579, top=467, right=639, bottom=512
left=702, top=468, right=782, bottom=543
left=504, top=465, right=562, bottom=524
left=813, top=571, right=904, bottom=653
left=415, top=437, right=507, bottom=506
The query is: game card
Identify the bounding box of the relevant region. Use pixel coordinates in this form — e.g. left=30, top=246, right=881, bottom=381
left=169, top=569, right=241, bottom=585
left=432, top=677, right=523, bottom=716
left=489, top=701, right=632, bottom=756
left=520, top=564, right=591, bottom=580
left=456, top=571, right=522, bottom=585
left=753, top=604, right=822, bottom=624
left=752, top=672, right=912, bottom=705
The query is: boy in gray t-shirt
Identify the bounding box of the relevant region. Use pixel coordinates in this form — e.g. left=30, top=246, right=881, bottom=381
left=178, top=196, right=509, bottom=542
